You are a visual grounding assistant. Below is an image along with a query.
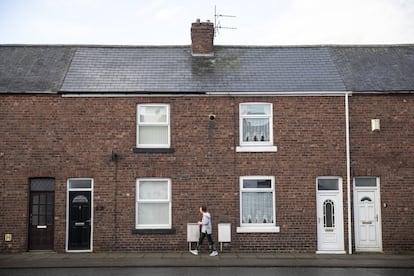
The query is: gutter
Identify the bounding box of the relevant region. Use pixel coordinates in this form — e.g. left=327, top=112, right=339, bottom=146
left=206, top=91, right=348, bottom=96
left=60, top=91, right=350, bottom=97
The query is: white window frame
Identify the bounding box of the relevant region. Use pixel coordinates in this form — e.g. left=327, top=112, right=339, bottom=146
left=236, top=102, right=277, bottom=153
left=237, top=176, right=280, bottom=233
left=136, top=104, right=170, bottom=148
left=135, top=178, right=172, bottom=229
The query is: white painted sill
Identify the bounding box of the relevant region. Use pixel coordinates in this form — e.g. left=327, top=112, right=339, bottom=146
left=316, top=250, right=346, bottom=254
left=236, top=226, right=280, bottom=233
left=236, top=146, right=278, bottom=153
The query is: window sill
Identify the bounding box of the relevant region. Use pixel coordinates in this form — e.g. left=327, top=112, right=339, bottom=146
left=132, top=228, right=176, bottom=235
left=236, top=146, right=278, bottom=153
left=133, top=147, right=175, bottom=153
left=236, top=226, right=280, bottom=233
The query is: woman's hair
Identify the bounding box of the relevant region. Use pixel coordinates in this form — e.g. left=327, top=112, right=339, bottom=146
left=201, top=206, right=207, bottom=212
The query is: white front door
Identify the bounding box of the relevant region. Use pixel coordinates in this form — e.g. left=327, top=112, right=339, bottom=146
left=354, top=177, right=382, bottom=252
left=316, top=177, right=345, bottom=254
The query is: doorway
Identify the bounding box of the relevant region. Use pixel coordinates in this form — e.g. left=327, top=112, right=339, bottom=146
left=316, top=177, right=345, bottom=254
left=66, top=178, right=93, bottom=252
left=353, top=177, right=382, bottom=252
left=28, top=178, right=55, bottom=250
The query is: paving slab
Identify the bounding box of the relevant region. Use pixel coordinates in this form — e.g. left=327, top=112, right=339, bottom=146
left=0, top=252, right=413, bottom=269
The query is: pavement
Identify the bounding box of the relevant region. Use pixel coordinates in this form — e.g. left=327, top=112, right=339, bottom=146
left=1, top=251, right=413, bottom=269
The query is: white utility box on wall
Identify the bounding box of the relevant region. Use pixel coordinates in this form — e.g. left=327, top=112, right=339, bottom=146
left=218, top=223, right=231, bottom=251
left=187, top=223, right=200, bottom=251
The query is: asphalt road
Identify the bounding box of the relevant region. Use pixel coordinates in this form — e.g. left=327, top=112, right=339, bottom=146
left=2, top=267, right=414, bottom=276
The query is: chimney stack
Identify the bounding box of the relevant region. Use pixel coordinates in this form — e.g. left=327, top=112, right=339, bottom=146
left=191, top=19, right=214, bottom=56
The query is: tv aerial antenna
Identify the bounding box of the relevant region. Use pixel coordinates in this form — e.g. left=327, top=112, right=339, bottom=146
left=214, top=5, right=236, bottom=36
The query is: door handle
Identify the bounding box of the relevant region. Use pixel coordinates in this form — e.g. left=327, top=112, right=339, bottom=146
left=75, top=222, right=85, bottom=226
left=375, top=214, right=378, bottom=222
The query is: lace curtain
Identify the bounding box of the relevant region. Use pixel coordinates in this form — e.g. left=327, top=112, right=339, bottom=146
left=241, top=192, right=273, bottom=224
left=242, top=118, right=270, bottom=142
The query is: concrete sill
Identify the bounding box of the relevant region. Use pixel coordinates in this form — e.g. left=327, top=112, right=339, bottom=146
left=132, top=228, right=176, bottom=235
left=133, top=147, right=175, bottom=153
left=236, top=226, right=280, bottom=233
left=236, top=146, right=278, bottom=153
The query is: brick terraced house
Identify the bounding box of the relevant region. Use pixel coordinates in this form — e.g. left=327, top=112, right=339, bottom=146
left=1, top=21, right=413, bottom=254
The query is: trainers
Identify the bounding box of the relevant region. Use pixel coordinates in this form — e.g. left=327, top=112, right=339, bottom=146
left=190, top=250, right=198, bottom=256
left=209, top=251, right=218, bottom=256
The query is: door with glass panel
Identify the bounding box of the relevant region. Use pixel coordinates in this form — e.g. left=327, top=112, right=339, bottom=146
left=316, top=177, right=345, bottom=253
left=29, top=178, right=55, bottom=250
left=67, top=178, right=93, bottom=252
left=354, top=177, right=382, bottom=252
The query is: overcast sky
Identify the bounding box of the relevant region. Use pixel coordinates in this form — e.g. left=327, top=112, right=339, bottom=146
left=0, top=0, right=413, bottom=46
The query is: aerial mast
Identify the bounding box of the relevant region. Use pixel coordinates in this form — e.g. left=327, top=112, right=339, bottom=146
left=214, top=5, right=236, bottom=37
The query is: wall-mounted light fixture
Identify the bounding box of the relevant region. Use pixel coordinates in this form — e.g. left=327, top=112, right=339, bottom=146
left=371, top=119, right=380, bottom=132
left=111, top=150, right=120, bottom=161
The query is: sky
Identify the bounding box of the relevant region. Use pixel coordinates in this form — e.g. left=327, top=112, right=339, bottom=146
left=0, top=0, right=413, bottom=46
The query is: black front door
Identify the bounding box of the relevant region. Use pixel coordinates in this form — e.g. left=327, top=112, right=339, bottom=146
left=29, top=191, right=54, bottom=250
left=68, top=191, right=91, bottom=250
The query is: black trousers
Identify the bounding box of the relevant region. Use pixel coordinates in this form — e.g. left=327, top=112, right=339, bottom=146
left=197, top=232, right=217, bottom=252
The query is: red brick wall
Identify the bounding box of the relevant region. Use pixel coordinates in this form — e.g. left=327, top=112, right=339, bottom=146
left=0, top=94, right=412, bottom=253
left=349, top=94, right=414, bottom=252
left=191, top=21, right=214, bottom=55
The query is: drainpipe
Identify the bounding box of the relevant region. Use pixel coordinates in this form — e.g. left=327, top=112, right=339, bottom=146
left=345, top=92, right=352, bottom=254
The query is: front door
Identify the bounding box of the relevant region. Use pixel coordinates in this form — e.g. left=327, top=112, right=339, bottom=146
left=28, top=178, right=55, bottom=250
left=29, top=191, right=54, bottom=250
left=354, top=177, right=382, bottom=252
left=316, top=177, right=345, bottom=253
left=67, top=178, right=93, bottom=252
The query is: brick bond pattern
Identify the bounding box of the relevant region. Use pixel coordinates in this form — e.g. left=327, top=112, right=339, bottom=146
left=0, top=94, right=413, bottom=252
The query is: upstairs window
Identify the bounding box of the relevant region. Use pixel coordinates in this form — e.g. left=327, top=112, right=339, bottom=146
left=137, top=104, right=170, bottom=148
left=237, top=103, right=277, bottom=152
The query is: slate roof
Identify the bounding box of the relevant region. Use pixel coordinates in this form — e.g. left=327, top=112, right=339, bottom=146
left=60, top=46, right=346, bottom=93
left=330, top=46, right=414, bottom=92
left=0, top=45, right=413, bottom=94
left=0, top=46, right=75, bottom=93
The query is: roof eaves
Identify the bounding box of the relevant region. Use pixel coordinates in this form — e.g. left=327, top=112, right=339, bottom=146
left=0, top=90, right=59, bottom=95
left=58, top=90, right=208, bottom=97
left=351, top=90, right=414, bottom=94
left=206, top=91, right=350, bottom=96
